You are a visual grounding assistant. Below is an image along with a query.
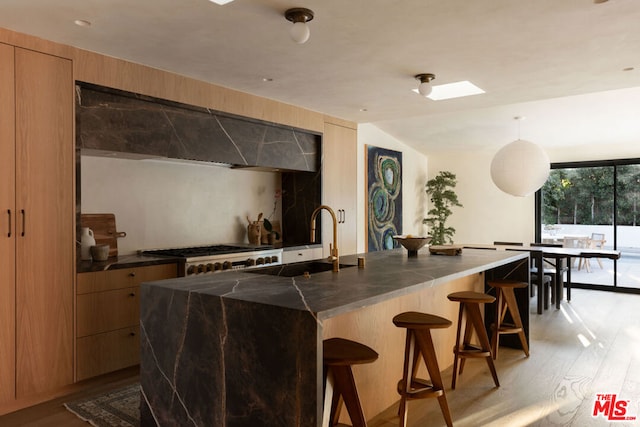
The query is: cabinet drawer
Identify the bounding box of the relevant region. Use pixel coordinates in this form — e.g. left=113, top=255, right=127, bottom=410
left=76, top=326, right=140, bottom=381
left=77, top=287, right=139, bottom=337
left=282, top=247, right=323, bottom=264
left=77, top=263, right=177, bottom=294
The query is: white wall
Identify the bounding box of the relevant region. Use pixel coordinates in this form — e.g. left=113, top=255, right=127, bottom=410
left=425, top=143, right=640, bottom=246
left=427, top=149, right=536, bottom=245
left=81, top=156, right=280, bottom=254
left=357, top=124, right=430, bottom=253
left=546, top=142, right=640, bottom=163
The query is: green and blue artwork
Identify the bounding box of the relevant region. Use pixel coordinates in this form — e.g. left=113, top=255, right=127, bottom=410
left=366, top=145, right=402, bottom=251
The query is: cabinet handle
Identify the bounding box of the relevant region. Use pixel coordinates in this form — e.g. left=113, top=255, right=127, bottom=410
left=20, top=209, right=25, bottom=237
left=6, top=209, right=10, bottom=238
left=338, top=209, right=345, bottom=224
left=129, top=332, right=136, bottom=337
left=129, top=272, right=136, bottom=277
left=129, top=292, right=136, bottom=297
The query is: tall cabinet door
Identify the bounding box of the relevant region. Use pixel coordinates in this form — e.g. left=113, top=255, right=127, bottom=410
left=15, top=48, right=74, bottom=397
left=322, top=123, right=357, bottom=256
left=0, top=43, right=16, bottom=405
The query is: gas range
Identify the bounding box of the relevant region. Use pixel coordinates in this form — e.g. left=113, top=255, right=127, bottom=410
left=141, top=244, right=283, bottom=276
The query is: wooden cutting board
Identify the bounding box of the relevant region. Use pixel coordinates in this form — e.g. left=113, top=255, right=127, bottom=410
left=80, top=213, right=126, bottom=258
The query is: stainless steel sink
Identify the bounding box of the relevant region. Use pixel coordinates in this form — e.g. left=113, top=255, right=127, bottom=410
left=246, top=260, right=356, bottom=277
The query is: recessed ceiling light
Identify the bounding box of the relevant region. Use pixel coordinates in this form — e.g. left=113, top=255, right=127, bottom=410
left=412, top=80, right=485, bottom=101
left=208, top=0, right=234, bottom=4
left=623, top=67, right=635, bottom=72
left=262, top=77, right=273, bottom=82
left=74, top=19, right=91, bottom=27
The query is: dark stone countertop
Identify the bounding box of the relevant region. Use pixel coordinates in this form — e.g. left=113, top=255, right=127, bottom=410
left=77, top=254, right=181, bottom=273
left=141, top=247, right=528, bottom=320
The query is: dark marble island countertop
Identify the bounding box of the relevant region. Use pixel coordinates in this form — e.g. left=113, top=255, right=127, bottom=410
left=139, top=248, right=529, bottom=427
left=141, top=247, right=527, bottom=320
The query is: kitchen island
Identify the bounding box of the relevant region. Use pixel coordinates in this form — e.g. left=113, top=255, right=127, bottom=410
left=139, top=248, right=529, bottom=426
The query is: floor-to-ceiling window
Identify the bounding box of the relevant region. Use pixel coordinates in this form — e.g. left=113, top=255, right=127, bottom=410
left=536, top=159, right=640, bottom=292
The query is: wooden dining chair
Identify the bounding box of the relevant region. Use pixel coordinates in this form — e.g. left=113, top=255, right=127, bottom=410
left=589, top=233, right=606, bottom=269
left=529, top=243, right=564, bottom=306
left=562, top=236, right=591, bottom=272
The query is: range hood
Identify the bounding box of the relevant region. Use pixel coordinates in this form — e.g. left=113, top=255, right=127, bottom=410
left=76, top=82, right=320, bottom=173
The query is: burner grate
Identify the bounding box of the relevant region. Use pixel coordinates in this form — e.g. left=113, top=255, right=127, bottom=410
left=143, top=245, right=255, bottom=258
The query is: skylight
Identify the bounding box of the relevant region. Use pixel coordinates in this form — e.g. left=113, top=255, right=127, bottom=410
left=413, top=81, right=485, bottom=101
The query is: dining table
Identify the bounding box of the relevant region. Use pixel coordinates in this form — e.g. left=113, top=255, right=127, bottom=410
left=463, top=244, right=621, bottom=313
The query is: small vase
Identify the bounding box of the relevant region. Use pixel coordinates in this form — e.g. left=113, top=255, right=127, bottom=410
left=247, top=222, right=262, bottom=245
left=80, top=227, right=96, bottom=261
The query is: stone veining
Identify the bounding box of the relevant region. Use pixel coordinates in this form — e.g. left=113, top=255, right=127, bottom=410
left=140, top=249, right=530, bottom=426
left=76, top=82, right=320, bottom=172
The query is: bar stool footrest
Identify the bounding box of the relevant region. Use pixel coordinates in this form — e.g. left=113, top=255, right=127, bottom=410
left=496, top=325, right=523, bottom=334
left=454, top=344, right=491, bottom=358
left=397, top=378, right=444, bottom=400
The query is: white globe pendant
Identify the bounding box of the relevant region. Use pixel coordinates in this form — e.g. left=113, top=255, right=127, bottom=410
left=490, top=139, right=550, bottom=197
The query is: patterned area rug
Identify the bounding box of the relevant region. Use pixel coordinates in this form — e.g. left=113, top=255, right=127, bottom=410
left=64, top=383, right=140, bottom=427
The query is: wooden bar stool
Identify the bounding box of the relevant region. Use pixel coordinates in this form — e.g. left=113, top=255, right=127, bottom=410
left=393, top=311, right=453, bottom=427
left=488, top=280, right=529, bottom=359
left=447, top=291, right=500, bottom=390
left=322, top=337, right=378, bottom=427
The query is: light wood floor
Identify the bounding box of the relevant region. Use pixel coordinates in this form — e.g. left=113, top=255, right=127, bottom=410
left=369, top=288, right=640, bottom=427
left=1, top=289, right=638, bottom=427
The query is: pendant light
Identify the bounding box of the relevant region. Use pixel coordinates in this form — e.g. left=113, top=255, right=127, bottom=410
left=490, top=117, right=550, bottom=197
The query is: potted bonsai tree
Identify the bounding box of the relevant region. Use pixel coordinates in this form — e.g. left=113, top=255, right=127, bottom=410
left=423, top=171, right=463, bottom=245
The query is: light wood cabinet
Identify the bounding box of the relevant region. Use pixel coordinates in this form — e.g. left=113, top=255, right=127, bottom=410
left=322, top=123, right=358, bottom=257
left=0, top=44, right=74, bottom=402
left=0, top=43, right=16, bottom=406
left=282, top=247, right=324, bottom=264
left=76, top=264, right=177, bottom=380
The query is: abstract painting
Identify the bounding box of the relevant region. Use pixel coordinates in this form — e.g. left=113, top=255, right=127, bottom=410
left=366, top=145, right=402, bottom=251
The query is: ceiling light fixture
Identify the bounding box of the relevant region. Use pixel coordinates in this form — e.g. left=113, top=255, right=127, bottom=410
left=490, top=117, right=550, bottom=197
left=414, top=73, right=436, bottom=97
left=285, top=8, right=314, bottom=44
left=208, top=0, right=235, bottom=5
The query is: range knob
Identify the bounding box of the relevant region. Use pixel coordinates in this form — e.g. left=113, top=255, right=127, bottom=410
left=223, top=261, right=232, bottom=270
left=256, top=257, right=265, bottom=265
left=187, top=265, right=197, bottom=275
left=206, top=263, right=215, bottom=272
left=198, top=264, right=206, bottom=273
left=246, top=258, right=256, bottom=267
left=214, top=262, right=222, bottom=271
left=271, top=255, right=279, bottom=263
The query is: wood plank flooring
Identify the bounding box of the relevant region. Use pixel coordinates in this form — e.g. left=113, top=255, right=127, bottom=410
left=0, top=289, right=638, bottom=426
left=369, top=288, right=640, bottom=427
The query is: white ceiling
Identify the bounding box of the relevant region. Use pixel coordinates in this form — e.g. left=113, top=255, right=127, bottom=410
left=2, top=0, right=640, bottom=155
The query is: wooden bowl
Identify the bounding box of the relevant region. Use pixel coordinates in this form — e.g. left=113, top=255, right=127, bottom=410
left=393, top=236, right=431, bottom=257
